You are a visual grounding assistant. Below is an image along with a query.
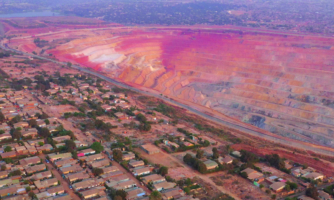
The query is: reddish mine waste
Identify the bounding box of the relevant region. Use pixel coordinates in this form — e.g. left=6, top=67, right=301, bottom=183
left=4, top=18, right=334, bottom=148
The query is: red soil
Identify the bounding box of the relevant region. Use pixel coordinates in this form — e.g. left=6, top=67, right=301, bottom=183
left=232, top=143, right=334, bottom=177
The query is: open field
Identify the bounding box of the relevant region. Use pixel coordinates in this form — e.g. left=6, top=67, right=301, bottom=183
left=134, top=148, right=182, bottom=168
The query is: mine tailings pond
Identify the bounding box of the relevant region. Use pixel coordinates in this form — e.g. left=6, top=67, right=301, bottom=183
left=0, top=11, right=63, bottom=18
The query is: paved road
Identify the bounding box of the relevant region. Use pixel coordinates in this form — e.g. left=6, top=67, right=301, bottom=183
left=1, top=41, right=334, bottom=157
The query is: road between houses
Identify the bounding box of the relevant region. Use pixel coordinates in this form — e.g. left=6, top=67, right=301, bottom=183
left=1, top=40, right=334, bottom=157
left=38, top=154, right=81, bottom=200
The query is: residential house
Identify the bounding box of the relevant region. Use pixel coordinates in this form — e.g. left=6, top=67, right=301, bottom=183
left=28, top=171, right=52, bottom=181
left=47, top=185, right=64, bottom=196
left=0, top=124, right=11, bottom=131
left=0, top=133, right=12, bottom=141
left=54, top=157, right=76, bottom=168
left=231, top=151, right=241, bottom=158
left=217, top=156, right=233, bottom=165
left=140, top=144, right=160, bottom=155
left=77, top=148, right=95, bottom=156
left=19, top=156, right=41, bottom=166
left=102, top=166, right=119, bottom=174
left=66, top=172, right=90, bottom=183
left=15, top=146, right=28, bottom=154
left=52, top=136, right=71, bottom=143
left=203, top=160, right=218, bottom=170
left=241, top=168, right=264, bottom=182
left=297, top=195, right=315, bottom=200
left=0, top=178, right=20, bottom=187
left=132, top=166, right=152, bottom=176
left=90, top=159, right=110, bottom=168
left=80, top=187, right=106, bottom=200
left=48, top=153, right=72, bottom=162
left=34, top=178, right=58, bottom=189
left=0, top=151, right=16, bottom=159
left=129, top=160, right=145, bottom=168
left=25, top=164, right=46, bottom=174
left=318, top=190, right=332, bottom=200
left=153, top=181, right=176, bottom=191
left=59, top=165, right=83, bottom=175
left=122, top=152, right=136, bottom=161
left=114, top=112, right=128, bottom=120
left=13, top=122, right=29, bottom=129
left=108, top=180, right=137, bottom=190
left=36, top=120, right=46, bottom=128
left=101, top=171, right=124, bottom=181
left=36, top=144, right=53, bottom=153
left=270, top=182, right=286, bottom=192
left=303, top=172, right=325, bottom=181
left=142, top=174, right=166, bottom=185
left=125, top=188, right=146, bottom=200
left=0, top=185, right=19, bottom=197
left=72, top=179, right=100, bottom=191
left=21, top=128, right=38, bottom=138
left=85, top=153, right=104, bottom=163
left=161, top=187, right=185, bottom=200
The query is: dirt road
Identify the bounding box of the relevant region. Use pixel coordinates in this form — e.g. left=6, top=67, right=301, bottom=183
left=148, top=149, right=241, bottom=200
left=102, top=153, right=151, bottom=195
left=38, top=154, right=81, bottom=200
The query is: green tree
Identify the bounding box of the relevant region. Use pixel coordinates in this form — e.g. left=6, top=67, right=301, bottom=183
left=158, top=166, right=168, bottom=176
left=203, top=140, right=210, bottom=147
left=149, top=191, right=162, bottom=200
left=286, top=181, right=298, bottom=190
left=29, top=119, right=37, bottom=127
left=265, top=154, right=285, bottom=170
left=38, top=141, right=44, bottom=146
left=4, top=146, right=12, bottom=152
left=305, top=184, right=319, bottom=200
left=91, top=142, right=104, bottom=153
left=285, top=184, right=291, bottom=192
left=136, top=113, right=147, bottom=123
left=44, top=119, right=50, bottom=125
left=183, top=153, right=193, bottom=164
left=39, top=128, right=50, bottom=138
left=0, top=165, right=6, bottom=171
left=113, top=149, right=123, bottom=162
left=92, top=168, right=104, bottom=176
left=0, top=112, right=5, bottom=122
left=212, top=147, right=219, bottom=159
left=240, top=172, right=248, bottom=179
left=139, top=122, right=151, bottom=131
left=67, top=62, right=72, bottom=67
left=12, top=129, right=21, bottom=140
left=25, top=186, right=31, bottom=192
left=240, top=149, right=259, bottom=163
left=65, top=140, right=76, bottom=152
left=197, top=161, right=207, bottom=173
left=10, top=169, right=21, bottom=176
left=115, top=190, right=127, bottom=200
left=28, top=191, right=36, bottom=199
left=196, top=150, right=204, bottom=159
left=114, top=196, right=123, bottom=200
